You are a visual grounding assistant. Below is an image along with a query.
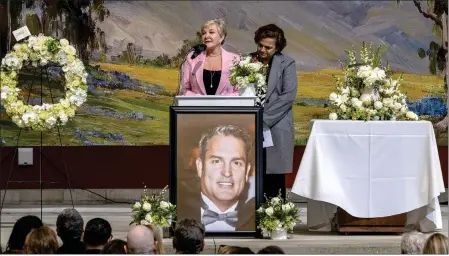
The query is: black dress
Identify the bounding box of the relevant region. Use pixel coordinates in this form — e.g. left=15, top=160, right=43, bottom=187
left=203, top=69, right=221, bottom=95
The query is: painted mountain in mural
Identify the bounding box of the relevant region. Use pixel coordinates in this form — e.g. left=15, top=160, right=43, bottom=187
left=96, top=1, right=438, bottom=74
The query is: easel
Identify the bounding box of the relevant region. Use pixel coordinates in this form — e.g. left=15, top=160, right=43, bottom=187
left=0, top=65, right=75, bottom=220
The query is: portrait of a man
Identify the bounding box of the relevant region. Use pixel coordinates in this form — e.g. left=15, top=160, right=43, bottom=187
left=196, top=125, right=255, bottom=231
left=173, top=111, right=260, bottom=234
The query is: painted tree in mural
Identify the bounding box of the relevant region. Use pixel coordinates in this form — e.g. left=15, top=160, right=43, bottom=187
left=0, top=0, right=109, bottom=63
left=398, top=0, right=448, bottom=131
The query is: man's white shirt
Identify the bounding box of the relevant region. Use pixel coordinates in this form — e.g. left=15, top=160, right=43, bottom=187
left=201, top=193, right=238, bottom=231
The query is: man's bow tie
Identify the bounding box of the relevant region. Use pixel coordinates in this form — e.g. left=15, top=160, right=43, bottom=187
left=202, top=209, right=238, bottom=227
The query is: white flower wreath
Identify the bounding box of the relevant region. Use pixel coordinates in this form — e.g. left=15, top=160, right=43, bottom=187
left=1, top=34, right=88, bottom=131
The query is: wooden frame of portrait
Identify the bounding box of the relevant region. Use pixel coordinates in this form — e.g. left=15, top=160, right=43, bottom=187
left=169, top=106, right=263, bottom=237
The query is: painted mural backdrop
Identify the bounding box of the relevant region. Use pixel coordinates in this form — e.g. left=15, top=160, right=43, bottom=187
left=0, top=1, right=447, bottom=146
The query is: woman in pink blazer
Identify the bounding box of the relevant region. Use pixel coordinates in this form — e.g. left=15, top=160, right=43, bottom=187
left=181, top=19, right=239, bottom=96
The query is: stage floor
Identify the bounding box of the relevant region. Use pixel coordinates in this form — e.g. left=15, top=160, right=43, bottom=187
left=1, top=204, right=447, bottom=254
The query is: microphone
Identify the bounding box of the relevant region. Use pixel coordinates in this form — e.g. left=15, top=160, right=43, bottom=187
left=191, top=44, right=207, bottom=59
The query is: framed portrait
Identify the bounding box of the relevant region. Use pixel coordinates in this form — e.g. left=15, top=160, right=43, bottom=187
left=169, top=106, right=263, bottom=237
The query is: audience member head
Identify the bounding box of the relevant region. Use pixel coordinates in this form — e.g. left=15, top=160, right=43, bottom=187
left=101, top=239, right=127, bottom=254
left=423, top=233, right=448, bottom=254
left=83, top=218, right=112, bottom=249
left=126, top=225, right=156, bottom=254
left=401, top=231, right=426, bottom=254
left=24, top=226, right=59, bottom=254
left=6, top=215, right=43, bottom=253
left=218, top=245, right=254, bottom=254
left=56, top=208, right=84, bottom=243
left=258, top=245, right=285, bottom=254
left=144, top=224, right=165, bottom=254
left=173, top=218, right=205, bottom=254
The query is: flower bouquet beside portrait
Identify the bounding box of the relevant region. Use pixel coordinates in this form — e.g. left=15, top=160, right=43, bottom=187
left=229, top=55, right=268, bottom=105
left=130, top=186, right=176, bottom=228
left=256, top=191, right=299, bottom=240
left=328, top=42, right=418, bottom=121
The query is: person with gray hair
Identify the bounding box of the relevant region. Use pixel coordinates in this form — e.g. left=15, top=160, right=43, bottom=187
left=56, top=208, right=86, bottom=254
left=195, top=124, right=255, bottom=232
left=401, top=231, right=427, bottom=254
left=126, top=225, right=156, bottom=254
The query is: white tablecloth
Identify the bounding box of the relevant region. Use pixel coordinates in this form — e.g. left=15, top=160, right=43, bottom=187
left=291, top=120, right=445, bottom=232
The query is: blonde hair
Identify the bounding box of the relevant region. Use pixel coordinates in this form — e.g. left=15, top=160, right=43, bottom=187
left=423, top=233, right=448, bottom=254
left=144, top=224, right=165, bottom=254
left=201, top=19, right=227, bottom=44
left=24, top=226, right=59, bottom=254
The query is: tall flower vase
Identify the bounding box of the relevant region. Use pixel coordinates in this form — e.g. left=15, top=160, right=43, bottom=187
left=270, top=228, right=288, bottom=240
left=239, top=83, right=256, bottom=97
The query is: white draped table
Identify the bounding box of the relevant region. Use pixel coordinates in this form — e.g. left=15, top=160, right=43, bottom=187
left=291, top=120, right=445, bottom=232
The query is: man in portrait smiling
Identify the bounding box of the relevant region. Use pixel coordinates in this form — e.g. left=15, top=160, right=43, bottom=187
left=196, top=124, right=255, bottom=232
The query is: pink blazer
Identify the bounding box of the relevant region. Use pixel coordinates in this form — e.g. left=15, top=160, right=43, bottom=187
left=181, top=47, right=239, bottom=96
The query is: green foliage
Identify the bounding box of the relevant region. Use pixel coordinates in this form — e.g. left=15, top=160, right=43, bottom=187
left=256, top=190, right=300, bottom=233
left=130, top=186, right=176, bottom=227
left=45, top=39, right=60, bottom=54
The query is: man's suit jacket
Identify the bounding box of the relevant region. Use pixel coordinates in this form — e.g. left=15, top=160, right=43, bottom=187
left=263, top=53, right=298, bottom=174
left=181, top=47, right=239, bottom=96
left=177, top=181, right=255, bottom=232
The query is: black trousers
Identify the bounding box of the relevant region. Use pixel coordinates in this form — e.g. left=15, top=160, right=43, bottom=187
left=262, top=149, right=286, bottom=201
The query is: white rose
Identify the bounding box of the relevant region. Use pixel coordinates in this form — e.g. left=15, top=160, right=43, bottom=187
left=406, top=111, right=418, bottom=120
left=360, top=93, right=371, bottom=103
left=282, top=204, right=290, bottom=212
left=271, top=197, right=281, bottom=205
left=374, top=101, right=383, bottom=110
left=341, top=94, right=349, bottom=103
left=340, top=104, right=347, bottom=112
left=60, top=38, right=69, bottom=47
left=394, top=102, right=402, bottom=110
left=142, top=202, right=152, bottom=211
left=341, top=87, right=350, bottom=95
left=400, top=106, right=407, bottom=113
left=160, top=201, right=170, bottom=209
left=133, top=202, right=141, bottom=210
left=145, top=213, right=153, bottom=223
left=329, top=113, right=338, bottom=120
left=257, top=207, right=264, bottom=213
left=265, top=207, right=274, bottom=216
left=329, top=92, right=338, bottom=101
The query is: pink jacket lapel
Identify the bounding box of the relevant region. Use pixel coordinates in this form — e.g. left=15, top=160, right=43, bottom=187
left=194, top=53, right=207, bottom=95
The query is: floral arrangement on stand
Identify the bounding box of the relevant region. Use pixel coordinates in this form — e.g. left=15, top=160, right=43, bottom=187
left=0, top=34, right=88, bottom=130
left=229, top=55, right=268, bottom=105
left=256, top=191, right=299, bottom=240
left=328, top=42, right=418, bottom=121
left=130, top=186, right=176, bottom=229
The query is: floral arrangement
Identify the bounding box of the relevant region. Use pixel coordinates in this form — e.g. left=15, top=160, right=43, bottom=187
left=130, top=186, right=176, bottom=228
left=256, top=191, right=299, bottom=234
left=328, top=42, right=418, bottom=121
left=0, top=34, right=88, bottom=131
left=229, top=55, right=268, bottom=105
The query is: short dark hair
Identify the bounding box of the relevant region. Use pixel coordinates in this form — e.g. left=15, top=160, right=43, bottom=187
left=258, top=245, right=285, bottom=254
left=254, top=24, right=287, bottom=53
left=173, top=219, right=205, bottom=254
left=56, top=208, right=84, bottom=242
left=199, top=125, right=252, bottom=166
left=101, top=239, right=127, bottom=254
left=219, top=245, right=255, bottom=254
left=83, top=218, right=112, bottom=246
left=6, top=215, right=43, bottom=251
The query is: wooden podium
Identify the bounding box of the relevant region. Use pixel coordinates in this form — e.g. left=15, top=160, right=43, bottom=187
left=336, top=208, right=407, bottom=234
